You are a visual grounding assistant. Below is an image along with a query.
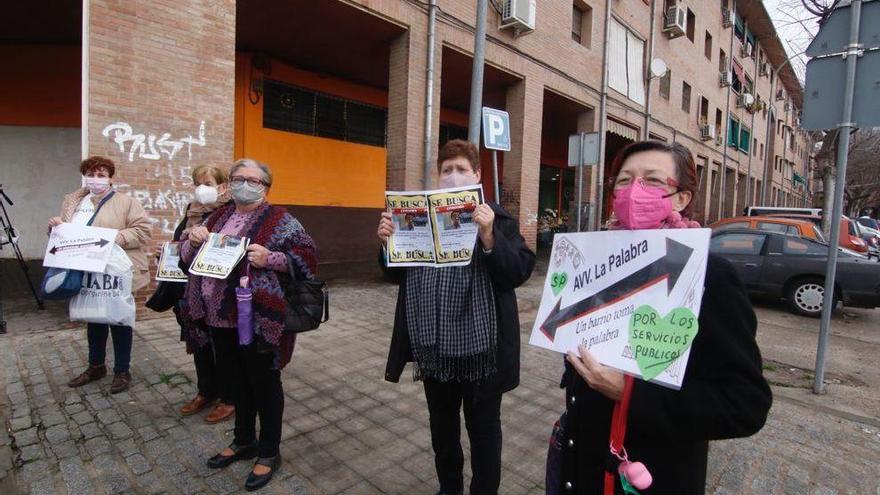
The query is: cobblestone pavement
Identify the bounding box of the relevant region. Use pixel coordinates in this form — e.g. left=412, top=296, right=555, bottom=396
left=1, top=270, right=879, bottom=494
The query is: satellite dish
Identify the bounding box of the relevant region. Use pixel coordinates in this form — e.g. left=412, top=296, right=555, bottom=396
left=650, top=58, right=668, bottom=78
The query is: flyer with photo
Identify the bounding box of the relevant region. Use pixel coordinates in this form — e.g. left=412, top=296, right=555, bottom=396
left=188, top=233, right=250, bottom=279
left=155, top=241, right=187, bottom=282
left=385, top=185, right=484, bottom=267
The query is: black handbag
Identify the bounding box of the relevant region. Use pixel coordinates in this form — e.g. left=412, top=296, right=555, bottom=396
left=145, top=281, right=186, bottom=312
left=283, top=253, right=328, bottom=333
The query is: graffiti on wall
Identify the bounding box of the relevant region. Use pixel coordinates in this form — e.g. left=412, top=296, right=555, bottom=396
left=102, top=121, right=206, bottom=163
left=101, top=121, right=207, bottom=235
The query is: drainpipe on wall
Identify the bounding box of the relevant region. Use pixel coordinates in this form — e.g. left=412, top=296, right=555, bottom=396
left=719, top=1, right=736, bottom=221
left=467, top=0, right=488, bottom=145
left=745, top=20, right=757, bottom=209
left=423, top=0, right=437, bottom=189
left=81, top=0, right=90, bottom=159
left=643, top=0, right=657, bottom=140
left=595, top=0, right=613, bottom=231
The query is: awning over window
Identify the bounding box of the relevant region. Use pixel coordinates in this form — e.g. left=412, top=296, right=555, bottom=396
left=607, top=118, right=639, bottom=141
left=731, top=59, right=746, bottom=85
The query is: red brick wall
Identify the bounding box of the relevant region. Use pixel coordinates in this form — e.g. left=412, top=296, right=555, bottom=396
left=87, top=1, right=236, bottom=318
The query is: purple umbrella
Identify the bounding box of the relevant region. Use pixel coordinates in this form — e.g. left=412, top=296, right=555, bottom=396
left=236, top=263, right=254, bottom=346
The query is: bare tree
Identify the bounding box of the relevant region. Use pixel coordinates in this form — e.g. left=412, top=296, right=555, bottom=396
left=843, top=129, right=880, bottom=216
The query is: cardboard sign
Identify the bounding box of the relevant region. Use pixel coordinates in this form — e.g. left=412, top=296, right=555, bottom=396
left=529, top=229, right=711, bottom=389
left=43, top=223, right=118, bottom=273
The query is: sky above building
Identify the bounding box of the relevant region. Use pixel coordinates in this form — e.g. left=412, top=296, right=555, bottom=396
left=762, top=0, right=822, bottom=83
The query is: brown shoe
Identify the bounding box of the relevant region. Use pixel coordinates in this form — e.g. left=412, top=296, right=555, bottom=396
left=67, top=364, right=107, bottom=388
left=205, top=403, right=235, bottom=424
left=180, top=395, right=216, bottom=416
left=109, top=372, right=132, bottom=394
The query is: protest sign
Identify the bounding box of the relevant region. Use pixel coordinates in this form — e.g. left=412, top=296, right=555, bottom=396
left=156, top=242, right=187, bottom=282
left=189, top=234, right=249, bottom=279
left=43, top=223, right=118, bottom=273
left=385, top=185, right=484, bottom=267
left=529, top=229, right=711, bottom=389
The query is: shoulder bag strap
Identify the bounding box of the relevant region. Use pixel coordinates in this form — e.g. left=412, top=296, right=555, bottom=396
left=86, top=191, right=116, bottom=227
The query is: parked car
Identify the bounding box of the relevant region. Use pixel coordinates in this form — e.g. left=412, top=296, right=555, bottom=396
left=709, top=229, right=880, bottom=316
left=710, top=215, right=826, bottom=241
left=744, top=206, right=822, bottom=217
left=765, top=214, right=869, bottom=255
left=856, top=216, right=880, bottom=231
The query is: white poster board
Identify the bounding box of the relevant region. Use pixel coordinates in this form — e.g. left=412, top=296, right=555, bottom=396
left=529, top=229, right=711, bottom=389
left=43, top=223, right=118, bottom=273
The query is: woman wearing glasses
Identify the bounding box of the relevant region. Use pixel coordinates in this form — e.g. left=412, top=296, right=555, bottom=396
left=180, top=158, right=317, bottom=491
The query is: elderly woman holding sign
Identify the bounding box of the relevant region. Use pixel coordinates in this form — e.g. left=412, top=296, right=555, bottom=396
left=548, top=141, right=771, bottom=494
left=180, top=158, right=316, bottom=491
left=48, top=156, right=151, bottom=394
left=378, top=139, right=536, bottom=495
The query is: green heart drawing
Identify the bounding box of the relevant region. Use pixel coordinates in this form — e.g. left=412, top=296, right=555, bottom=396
left=550, top=272, right=568, bottom=297
left=628, top=305, right=699, bottom=381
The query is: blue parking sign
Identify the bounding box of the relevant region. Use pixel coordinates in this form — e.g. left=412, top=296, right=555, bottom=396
left=481, top=107, right=511, bottom=151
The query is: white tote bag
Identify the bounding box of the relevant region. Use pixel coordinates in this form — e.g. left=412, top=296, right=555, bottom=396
left=69, top=245, right=136, bottom=327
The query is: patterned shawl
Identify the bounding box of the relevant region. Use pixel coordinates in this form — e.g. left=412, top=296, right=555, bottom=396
left=181, top=202, right=317, bottom=369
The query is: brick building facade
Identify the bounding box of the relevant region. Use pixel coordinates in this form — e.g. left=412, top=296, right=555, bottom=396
left=2, top=0, right=813, bottom=278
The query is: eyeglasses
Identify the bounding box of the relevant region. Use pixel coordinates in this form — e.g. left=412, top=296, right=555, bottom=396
left=613, top=175, right=679, bottom=189
left=230, top=176, right=266, bottom=187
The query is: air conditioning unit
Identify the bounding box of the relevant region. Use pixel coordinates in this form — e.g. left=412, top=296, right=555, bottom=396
left=737, top=93, right=755, bottom=108
left=719, top=70, right=732, bottom=87
left=741, top=43, right=753, bottom=58
left=663, top=5, right=687, bottom=38
left=759, top=62, right=769, bottom=77
left=700, top=124, right=716, bottom=141
left=722, top=9, right=732, bottom=28
left=500, top=0, right=536, bottom=34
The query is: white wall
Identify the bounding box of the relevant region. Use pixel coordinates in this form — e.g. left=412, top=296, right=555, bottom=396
left=0, top=126, right=81, bottom=260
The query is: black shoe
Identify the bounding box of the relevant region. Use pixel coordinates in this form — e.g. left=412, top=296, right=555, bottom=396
left=206, top=442, right=258, bottom=469
left=244, top=455, right=280, bottom=491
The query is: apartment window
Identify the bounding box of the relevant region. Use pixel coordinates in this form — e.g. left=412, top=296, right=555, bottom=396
left=263, top=80, right=387, bottom=147
left=681, top=82, right=692, bottom=113
left=728, top=117, right=740, bottom=147
left=734, top=14, right=745, bottom=43
left=686, top=9, right=696, bottom=42
left=719, top=49, right=727, bottom=73
left=704, top=31, right=713, bottom=60
left=572, top=2, right=593, bottom=48
left=740, top=126, right=751, bottom=153
left=753, top=138, right=758, bottom=156
left=608, top=19, right=646, bottom=105
left=659, top=69, right=671, bottom=100
left=699, top=96, right=709, bottom=122
left=760, top=142, right=764, bottom=159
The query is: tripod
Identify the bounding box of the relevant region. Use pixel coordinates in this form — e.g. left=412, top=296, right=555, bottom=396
left=0, top=184, right=45, bottom=334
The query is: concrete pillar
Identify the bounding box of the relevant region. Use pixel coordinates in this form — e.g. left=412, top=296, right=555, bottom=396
left=387, top=29, right=427, bottom=191
left=503, top=77, right=543, bottom=249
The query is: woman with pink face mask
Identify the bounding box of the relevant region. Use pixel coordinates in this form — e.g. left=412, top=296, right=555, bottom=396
left=48, top=156, right=152, bottom=394
left=549, top=141, right=771, bottom=495
left=379, top=139, right=536, bottom=495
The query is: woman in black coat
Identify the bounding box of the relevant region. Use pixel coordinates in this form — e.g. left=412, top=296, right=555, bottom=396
left=380, top=139, right=535, bottom=495
left=553, top=141, right=772, bottom=495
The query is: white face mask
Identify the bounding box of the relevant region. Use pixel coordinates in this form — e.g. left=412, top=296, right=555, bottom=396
left=81, top=176, right=111, bottom=195
left=438, top=170, right=479, bottom=189
left=194, top=184, right=219, bottom=205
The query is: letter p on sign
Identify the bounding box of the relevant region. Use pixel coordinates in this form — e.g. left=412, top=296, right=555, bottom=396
left=481, top=107, right=511, bottom=151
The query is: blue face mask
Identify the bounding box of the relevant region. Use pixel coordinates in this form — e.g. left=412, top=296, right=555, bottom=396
left=230, top=181, right=264, bottom=205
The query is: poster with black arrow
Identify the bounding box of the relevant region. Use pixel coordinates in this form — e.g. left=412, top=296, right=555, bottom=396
left=43, top=223, right=118, bottom=274
left=529, top=229, right=711, bottom=389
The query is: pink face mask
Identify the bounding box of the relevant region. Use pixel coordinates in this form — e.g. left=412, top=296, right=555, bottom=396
left=612, top=179, right=677, bottom=230
left=82, top=176, right=111, bottom=195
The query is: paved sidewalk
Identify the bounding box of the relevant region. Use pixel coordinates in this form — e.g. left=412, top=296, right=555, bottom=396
left=1, top=272, right=879, bottom=494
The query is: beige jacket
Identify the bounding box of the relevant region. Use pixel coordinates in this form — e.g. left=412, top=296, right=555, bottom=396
left=59, top=188, right=152, bottom=290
